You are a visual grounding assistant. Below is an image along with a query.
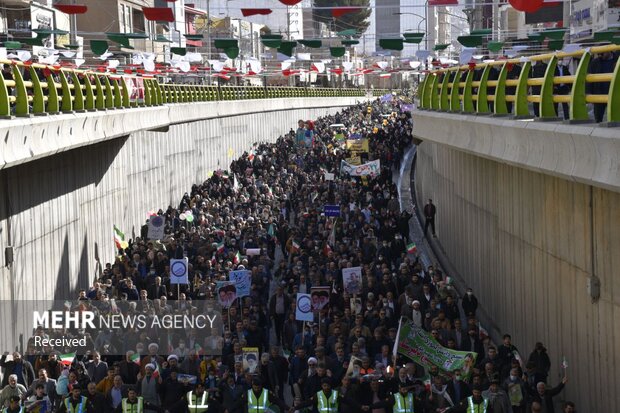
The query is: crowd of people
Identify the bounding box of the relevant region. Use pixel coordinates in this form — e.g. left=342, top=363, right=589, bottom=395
left=3, top=97, right=575, bottom=413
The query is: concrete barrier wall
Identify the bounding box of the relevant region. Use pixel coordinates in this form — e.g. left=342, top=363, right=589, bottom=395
left=0, top=98, right=364, bottom=349
left=414, top=140, right=620, bottom=412
left=412, top=111, right=620, bottom=193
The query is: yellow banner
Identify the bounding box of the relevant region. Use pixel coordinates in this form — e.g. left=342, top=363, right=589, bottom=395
left=346, top=139, right=369, bottom=153
left=345, top=156, right=361, bottom=165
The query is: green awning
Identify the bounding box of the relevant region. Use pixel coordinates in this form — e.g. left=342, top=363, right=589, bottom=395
left=341, top=39, right=359, bottom=46
left=547, top=39, right=564, bottom=50
left=90, top=40, right=109, bottom=55
left=278, top=41, right=297, bottom=57
left=434, top=43, right=449, bottom=51
left=33, top=28, right=69, bottom=36
left=470, top=29, right=492, bottom=36
left=404, top=37, right=423, bottom=44
left=155, top=35, right=172, bottom=43
left=403, top=32, right=425, bottom=38
left=106, top=32, right=148, bottom=39
left=171, top=47, right=187, bottom=56
left=261, top=35, right=282, bottom=48
left=337, top=29, right=358, bottom=37
left=20, top=35, right=44, bottom=46
left=107, top=34, right=131, bottom=47
left=528, top=33, right=543, bottom=43
left=184, top=34, right=204, bottom=40
left=224, top=47, right=239, bottom=59
left=4, top=41, right=21, bottom=50
left=593, top=29, right=620, bottom=42
left=60, top=43, right=81, bottom=49
left=487, top=41, right=504, bottom=53
left=214, top=38, right=238, bottom=49
left=457, top=35, right=483, bottom=47
left=330, top=47, right=346, bottom=57
left=542, top=28, right=567, bottom=40
left=379, top=38, right=404, bottom=51
left=298, top=39, right=322, bottom=48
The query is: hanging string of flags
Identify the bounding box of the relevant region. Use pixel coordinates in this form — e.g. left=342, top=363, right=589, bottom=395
left=0, top=1, right=610, bottom=79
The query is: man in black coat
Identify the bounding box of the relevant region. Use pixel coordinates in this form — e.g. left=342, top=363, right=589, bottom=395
left=0, top=352, right=35, bottom=387
left=423, top=199, right=436, bottom=237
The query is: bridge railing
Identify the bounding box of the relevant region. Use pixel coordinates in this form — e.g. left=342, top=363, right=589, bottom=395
left=417, top=44, right=620, bottom=124
left=0, top=59, right=389, bottom=118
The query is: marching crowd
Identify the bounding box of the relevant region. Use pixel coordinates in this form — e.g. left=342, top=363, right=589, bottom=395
left=2, top=98, right=574, bottom=413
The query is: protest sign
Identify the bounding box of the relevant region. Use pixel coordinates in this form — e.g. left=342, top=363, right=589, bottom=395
left=340, top=159, right=380, bottom=177
left=342, top=267, right=362, bottom=294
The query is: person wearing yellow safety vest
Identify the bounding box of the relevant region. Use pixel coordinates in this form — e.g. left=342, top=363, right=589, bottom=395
left=441, top=385, right=488, bottom=413
left=185, top=382, right=220, bottom=413
left=114, top=387, right=157, bottom=413
left=240, top=377, right=288, bottom=413
left=56, top=386, right=92, bottom=413
left=291, top=377, right=368, bottom=413
left=370, top=381, right=418, bottom=413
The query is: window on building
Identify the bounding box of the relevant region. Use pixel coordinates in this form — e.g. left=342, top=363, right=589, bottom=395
left=132, top=8, right=146, bottom=33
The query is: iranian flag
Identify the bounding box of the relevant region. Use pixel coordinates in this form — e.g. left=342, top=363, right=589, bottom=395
left=113, top=225, right=126, bottom=249
left=233, top=251, right=242, bottom=264
left=216, top=242, right=225, bottom=254
left=323, top=243, right=332, bottom=257
left=153, top=363, right=161, bottom=378
left=195, top=343, right=203, bottom=355
left=60, top=353, right=75, bottom=366
left=130, top=353, right=140, bottom=365
left=407, top=243, right=417, bottom=254
left=292, top=241, right=301, bottom=251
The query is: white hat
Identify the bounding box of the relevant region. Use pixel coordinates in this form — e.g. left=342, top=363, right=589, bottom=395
left=308, top=357, right=318, bottom=365
left=145, top=363, right=155, bottom=370
left=167, top=355, right=178, bottom=362
left=412, top=300, right=421, bottom=306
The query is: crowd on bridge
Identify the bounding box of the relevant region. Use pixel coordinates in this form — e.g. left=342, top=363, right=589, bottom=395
left=3, top=97, right=575, bottom=413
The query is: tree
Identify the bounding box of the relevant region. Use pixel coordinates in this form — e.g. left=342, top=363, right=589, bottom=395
left=313, top=0, right=372, bottom=34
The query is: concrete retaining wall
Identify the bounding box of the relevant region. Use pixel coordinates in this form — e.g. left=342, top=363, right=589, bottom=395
left=0, top=97, right=363, bottom=315
left=412, top=111, right=620, bottom=193
left=414, top=140, right=620, bottom=412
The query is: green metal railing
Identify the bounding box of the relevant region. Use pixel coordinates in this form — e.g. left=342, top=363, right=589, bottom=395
left=417, top=44, right=620, bottom=124
left=0, top=59, right=390, bottom=118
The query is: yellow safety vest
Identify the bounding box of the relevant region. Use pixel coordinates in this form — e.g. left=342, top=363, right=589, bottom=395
left=393, top=392, right=414, bottom=413
left=121, top=397, right=143, bottom=413
left=317, top=390, right=338, bottom=413
left=64, top=397, right=87, bottom=413
left=467, top=396, right=488, bottom=413
left=247, top=389, right=268, bottom=413
left=186, top=391, right=208, bottom=413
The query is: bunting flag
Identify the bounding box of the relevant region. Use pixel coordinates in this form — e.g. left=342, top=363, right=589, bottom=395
left=428, top=0, right=459, bottom=4
left=60, top=353, right=75, bottom=366
left=332, top=7, right=361, bottom=18
left=53, top=4, right=88, bottom=14
left=509, top=0, right=544, bottom=12
left=241, top=8, right=273, bottom=17
left=142, top=7, right=175, bottom=22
